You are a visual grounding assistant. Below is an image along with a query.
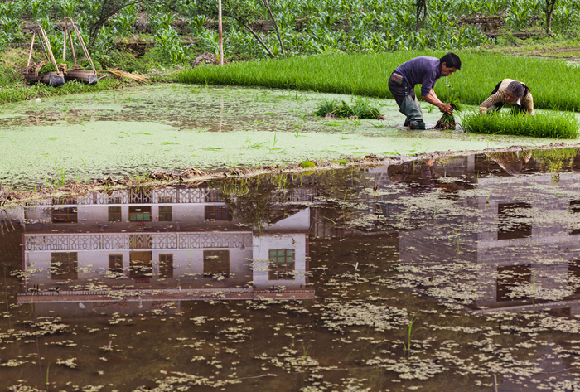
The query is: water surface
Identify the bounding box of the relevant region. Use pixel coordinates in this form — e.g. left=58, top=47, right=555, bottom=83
left=2, top=148, right=580, bottom=391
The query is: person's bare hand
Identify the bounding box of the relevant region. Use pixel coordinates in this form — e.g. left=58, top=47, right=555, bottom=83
left=439, top=103, right=453, bottom=114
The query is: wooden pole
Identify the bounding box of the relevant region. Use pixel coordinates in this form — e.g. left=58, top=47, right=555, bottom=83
left=38, top=25, right=61, bottom=75
left=69, top=31, right=77, bottom=66
left=62, top=26, right=67, bottom=61
left=218, top=0, right=224, bottom=66
left=27, top=32, right=36, bottom=68
left=66, top=18, right=96, bottom=75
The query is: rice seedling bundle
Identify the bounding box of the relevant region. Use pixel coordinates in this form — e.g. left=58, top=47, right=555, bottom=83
left=177, top=51, right=580, bottom=112
left=460, top=111, right=580, bottom=139
left=314, top=97, right=381, bottom=119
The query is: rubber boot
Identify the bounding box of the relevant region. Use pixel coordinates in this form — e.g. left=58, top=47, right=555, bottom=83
left=400, top=94, right=424, bottom=129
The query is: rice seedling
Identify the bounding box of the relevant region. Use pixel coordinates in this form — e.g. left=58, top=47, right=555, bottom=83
left=460, top=111, right=580, bottom=138
left=404, top=312, right=417, bottom=357
left=314, top=96, right=381, bottom=119
left=435, top=94, right=463, bottom=130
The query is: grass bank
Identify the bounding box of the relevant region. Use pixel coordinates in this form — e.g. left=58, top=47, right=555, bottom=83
left=0, top=77, right=132, bottom=105
left=176, top=51, right=580, bottom=112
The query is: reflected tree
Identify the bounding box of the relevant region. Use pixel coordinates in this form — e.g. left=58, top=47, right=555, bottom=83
left=531, top=148, right=577, bottom=184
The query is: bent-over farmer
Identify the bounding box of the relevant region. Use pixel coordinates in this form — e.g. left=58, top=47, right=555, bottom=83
left=479, top=79, right=534, bottom=115
left=388, top=52, right=462, bottom=130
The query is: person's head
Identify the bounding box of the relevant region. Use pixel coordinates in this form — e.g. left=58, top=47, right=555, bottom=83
left=440, top=52, right=461, bottom=76
left=504, top=81, right=525, bottom=103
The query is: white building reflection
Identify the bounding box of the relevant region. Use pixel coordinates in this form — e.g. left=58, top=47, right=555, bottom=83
left=15, top=186, right=315, bottom=316
left=364, top=151, right=580, bottom=317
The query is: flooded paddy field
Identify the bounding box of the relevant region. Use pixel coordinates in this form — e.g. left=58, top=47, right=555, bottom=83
left=3, top=148, right=580, bottom=391
left=0, top=84, right=573, bottom=190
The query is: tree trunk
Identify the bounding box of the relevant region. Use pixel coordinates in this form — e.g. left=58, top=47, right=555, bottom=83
left=416, top=0, right=428, bottom=32
left=235, top=18, right=276, bottom=58
left=218, top=0, right=224, bottom=65
left=262, top=0, right=286, bottom=57
left=87, top=0, right=141, bottom=48
left=544, top=0, right=557, bottom=35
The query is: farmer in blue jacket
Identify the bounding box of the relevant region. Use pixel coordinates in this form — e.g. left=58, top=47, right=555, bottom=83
left=388, top=52, right=462, bottom=130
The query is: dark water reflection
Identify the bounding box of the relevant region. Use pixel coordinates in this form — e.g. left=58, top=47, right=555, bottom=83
left=3, top=148, right=580, bottom=391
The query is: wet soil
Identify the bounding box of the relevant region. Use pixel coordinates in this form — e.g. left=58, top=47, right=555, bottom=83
left=3, top=147, right=580, bottom=391
left=433, top=118, right=457, bottom=130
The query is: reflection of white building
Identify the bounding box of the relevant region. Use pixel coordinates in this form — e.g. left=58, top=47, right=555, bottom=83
left=379, top=155, right=580, bottom=316
left=17, top=186, right=315, bottom=315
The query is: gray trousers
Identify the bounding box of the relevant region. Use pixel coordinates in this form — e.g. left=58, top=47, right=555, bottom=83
left=388, top=72, right=423, bottom=124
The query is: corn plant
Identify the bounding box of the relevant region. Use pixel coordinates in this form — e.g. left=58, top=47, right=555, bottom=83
left=155, top=27, right=185, bottom=63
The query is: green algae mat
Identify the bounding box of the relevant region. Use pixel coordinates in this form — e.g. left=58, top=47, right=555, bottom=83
left=0, top=84, right=577, bottom=190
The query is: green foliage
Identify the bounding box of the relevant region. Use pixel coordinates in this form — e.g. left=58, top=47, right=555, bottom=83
left=301, top=161, right=316, bottom=168
left=315, top=96, right=381, bottom=119
left=0, top=62, right=21, bottom=87
left=461, top=111, right=580, bottom=138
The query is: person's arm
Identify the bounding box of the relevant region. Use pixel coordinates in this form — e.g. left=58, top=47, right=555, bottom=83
left=421, top=89, right=452, bottom=114
left=523, top=93, right=534, bottom=115
left=479, top=92, right=502, bottom=115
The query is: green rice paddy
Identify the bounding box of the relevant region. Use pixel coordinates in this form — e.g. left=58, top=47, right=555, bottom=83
left=177, top=51, right=580, bottom=112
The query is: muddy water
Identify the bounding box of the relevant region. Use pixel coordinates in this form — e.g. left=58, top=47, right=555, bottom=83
left=0, top=84, right=558, bottom=191
left=2, top=148, right=580, bottom=391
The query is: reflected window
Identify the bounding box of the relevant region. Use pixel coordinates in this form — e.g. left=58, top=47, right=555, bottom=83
left=129, top=234, right=152, bottom=249
left=497, top=203, right=531, bottom=240
left=268, top=249, right=295, bottom=280
left=158, top=196, right=173, bottom=203
left=496, top=264, right=531, bottom=302
left=109, top=254, right=123, bottom=274
left=130, top=188, right=152, bottom=203
left=52, top=196, right=76, bottom=205
left=203, top=250, right=230, bottom=278
left=51, top=252, right=78, bottom=280
left=205, top=190, right=222, bottom=202
left=130, top=251, right=152, bottom=279
left=159, top=206, right=172, bottom=221
left=374, top=202, right=389, bottom=217
left=129, top=206, right=152, bottom=222
left=568, top=260, right=580, bottom=294
left=109, top=206, right=122, bottom=222
left=205, top=205, right=232, bottom=220
left=569, top=201, right=580, bottom=235
left=159, top=254, right=173, bottom=278
left=547, top=307, right=571, bottom=318
left=108, top=196, right=122, bottom=204
left=51, top=207, right=77, bottom=223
